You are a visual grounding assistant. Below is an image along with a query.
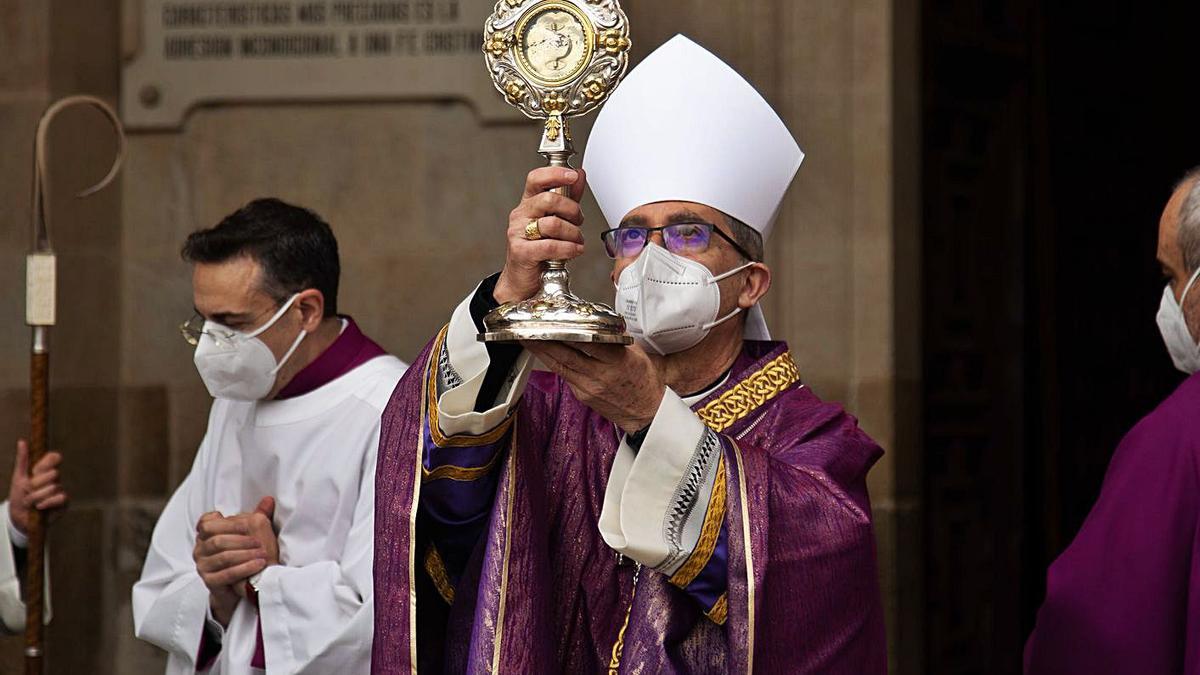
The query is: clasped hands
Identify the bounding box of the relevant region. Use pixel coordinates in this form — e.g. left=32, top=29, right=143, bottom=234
left=495, top=167, right=665, bottom=434
left=193, top=496, right=278, bottom=627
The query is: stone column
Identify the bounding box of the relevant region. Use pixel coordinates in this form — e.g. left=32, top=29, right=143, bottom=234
left=765, top=2, right=923, bottom=671
left=0, top=5, right=53, bottom=668
left=0, top=1, right=126, bottom=672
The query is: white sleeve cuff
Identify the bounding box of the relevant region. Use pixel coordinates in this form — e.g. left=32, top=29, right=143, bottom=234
left=0, top=507, right=52, bottom=633
left=4, top=502, right=27, bottom=550
left=203, top=603, right=226, bottom=641
left=439, top=288, right=491, bottom=395
left=434, top=286, right=534, bottom=438
left=0, top=502, right=21, bottom=632
left=597, top=389, right=722, bottom=574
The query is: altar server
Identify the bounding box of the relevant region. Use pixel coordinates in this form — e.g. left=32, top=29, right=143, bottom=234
left=133, top=199, right=407, bottom=674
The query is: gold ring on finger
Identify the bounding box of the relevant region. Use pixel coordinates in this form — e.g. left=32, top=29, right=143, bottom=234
left=524, top=218, right=543, bottom=241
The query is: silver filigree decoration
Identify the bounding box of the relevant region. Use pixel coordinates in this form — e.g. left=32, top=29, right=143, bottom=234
left=482, top=0, right=630, bottom=122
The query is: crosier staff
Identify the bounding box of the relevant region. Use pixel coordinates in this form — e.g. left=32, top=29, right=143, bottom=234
left=23, top=96, right=124, bottom=675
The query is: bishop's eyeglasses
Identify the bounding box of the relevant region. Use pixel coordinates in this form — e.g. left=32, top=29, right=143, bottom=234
left=599, top=222, right=756, bottom=261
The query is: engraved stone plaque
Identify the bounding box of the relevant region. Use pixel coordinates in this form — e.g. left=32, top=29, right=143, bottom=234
left=122, top=0, right=526, bottom=129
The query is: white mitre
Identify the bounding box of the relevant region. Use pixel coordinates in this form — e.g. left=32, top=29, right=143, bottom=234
left=583, top=34, right=804, bottom=340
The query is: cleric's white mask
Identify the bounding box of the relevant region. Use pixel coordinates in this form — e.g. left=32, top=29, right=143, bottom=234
left=615, top=243, right=754, bottom=355
left=1157, top=267, right=1200, bottom=374
left=193, top=294, right=307, bottom=401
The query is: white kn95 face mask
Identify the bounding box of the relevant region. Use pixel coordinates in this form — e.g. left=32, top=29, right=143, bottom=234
left=615, top=243, right=754, bottom=356
left=192, top=294, right=307, bottom=401
left=1157, top=267, right=1200, bottom=374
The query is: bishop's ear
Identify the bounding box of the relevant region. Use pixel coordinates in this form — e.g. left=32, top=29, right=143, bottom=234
left=738, top=263, right=772, bottom=310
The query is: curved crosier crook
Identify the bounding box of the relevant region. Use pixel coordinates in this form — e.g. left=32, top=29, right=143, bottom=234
left=30, top=95, right=126, bottom=251
left=22, top=94, right=124, bottom=675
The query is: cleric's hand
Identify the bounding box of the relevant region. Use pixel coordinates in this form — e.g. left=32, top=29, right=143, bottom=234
left=493, top=167, right=587, bottom=305
left=8, top=438, right=67, bottom=536
left=521, top=341, right=665, bottom=434
left=228, top=496, right=280, bottom=598
left=193, top=496, right=277, bottom=626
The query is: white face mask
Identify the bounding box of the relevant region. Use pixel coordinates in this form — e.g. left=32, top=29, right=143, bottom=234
left=1157, top=267, right=1200, bottom=374
left=193, top=294, right=308, bottom=401
left=615, top=243, right=755, bottom=355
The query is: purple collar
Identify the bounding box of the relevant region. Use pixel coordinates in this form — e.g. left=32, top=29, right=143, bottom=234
left=274, top=317, right=388, bottom=400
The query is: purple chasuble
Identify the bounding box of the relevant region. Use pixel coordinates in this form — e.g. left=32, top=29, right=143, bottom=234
left=1025, top=372, right=1200, bottom=674
left=373, top=334, right=887, bottom=674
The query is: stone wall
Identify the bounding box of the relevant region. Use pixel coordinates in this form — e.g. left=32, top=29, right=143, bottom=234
left=0, top=1, right=921, bottom=672
left=0, top=1, right=128, bottom=672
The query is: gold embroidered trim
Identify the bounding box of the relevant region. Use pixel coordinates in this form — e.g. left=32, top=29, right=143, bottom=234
left=424, top=544, right=455, bottom=605
left=491, top=422, right=519, bottom=673
left=706, top=593, right=728, bottom=625
left=669, top=453, right=727, bottom=589
left=407, top=332, right=439, bottom=674
left=607, top=605, right=633, bottom=674
left=607, top=567, right=640, bottom=675
left=731, top=440, right=755, bottom=674
left=425, top=327, right=516, bottom=450
left=422, top=450, right=504, bottom=482
left=696, top=352, right=800, bottom=433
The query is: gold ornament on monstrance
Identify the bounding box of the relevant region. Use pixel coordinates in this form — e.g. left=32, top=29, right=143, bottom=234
left=480, top=0, right=632, bottom=344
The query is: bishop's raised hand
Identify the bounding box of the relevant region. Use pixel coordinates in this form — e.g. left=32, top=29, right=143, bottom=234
left=494, top=167, right=588, bottom=305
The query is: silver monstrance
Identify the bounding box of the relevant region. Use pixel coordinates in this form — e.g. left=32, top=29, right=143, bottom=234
left=479, top=0, right=633, bottom=344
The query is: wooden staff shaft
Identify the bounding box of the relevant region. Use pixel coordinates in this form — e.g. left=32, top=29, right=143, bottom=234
left=21, top=94, right=123, bottom=675
left=24, top=342, right=48, bottom=675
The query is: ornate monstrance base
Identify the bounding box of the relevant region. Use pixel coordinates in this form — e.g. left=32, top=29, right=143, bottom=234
left=479, top=265, right=633, bottom=343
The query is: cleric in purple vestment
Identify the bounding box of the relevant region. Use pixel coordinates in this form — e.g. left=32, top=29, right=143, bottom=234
left=372, top=36, right=887, bottom=674
left=1024, top=170, right=1200, bottom=673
